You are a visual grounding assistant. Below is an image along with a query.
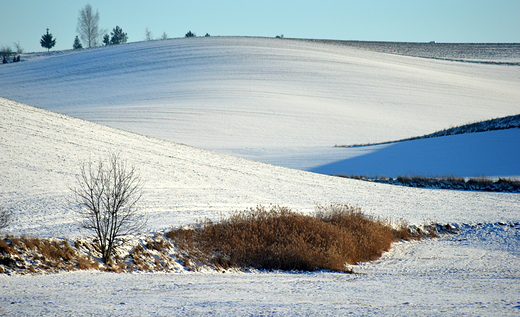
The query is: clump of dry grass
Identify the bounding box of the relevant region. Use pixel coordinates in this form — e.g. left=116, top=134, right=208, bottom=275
left=166, top=205, right=425, bottom=272
left=0, top=236, right=103, bottom=273
left=0, top=233, right=182, bottom=274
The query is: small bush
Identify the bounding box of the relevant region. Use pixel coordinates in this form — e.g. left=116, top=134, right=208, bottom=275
left=166, top=205, right=423, bottom=272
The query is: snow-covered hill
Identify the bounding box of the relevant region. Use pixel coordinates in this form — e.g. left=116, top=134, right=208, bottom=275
left=1, top=37, right=518, bottom=176
left=3, top=97, right=518, bottom=238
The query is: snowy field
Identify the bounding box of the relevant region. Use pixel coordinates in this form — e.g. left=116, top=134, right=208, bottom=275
left=307, top=40, right=520, bottom=63
left=1, top=37, right=519, bottom=315
left=1, top=224, right=518, bottom=316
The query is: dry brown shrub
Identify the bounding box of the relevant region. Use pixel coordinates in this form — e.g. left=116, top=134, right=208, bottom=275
left=167, top=205, right=418, bottom=272
left=21, top=236, right=41, bottom=251
left=130, top=243, right=156, bottom=271
left=10, top=237, right=22, bottom=249
left=0, top=238, right=16, bottom=255
left=145, top=234, right=172, bottom=252
left=77, top=255, right=94, bottom=270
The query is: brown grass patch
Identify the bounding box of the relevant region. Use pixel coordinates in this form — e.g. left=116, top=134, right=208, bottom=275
left=166, top=205, right=424, bottom=272
left=0, top=236, right=103, bottom=273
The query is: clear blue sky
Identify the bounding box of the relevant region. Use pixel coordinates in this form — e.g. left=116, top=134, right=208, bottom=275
left=2, top=0, right=519, bottom=53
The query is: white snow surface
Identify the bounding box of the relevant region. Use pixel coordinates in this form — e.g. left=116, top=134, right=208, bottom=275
left=1, top=37, right=519, bottom=315
left=1, top=37, right=519, bottom=175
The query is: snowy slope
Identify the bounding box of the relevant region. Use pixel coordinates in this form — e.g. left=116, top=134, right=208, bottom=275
left=312, top=128, right=520, bottom=178
left=2, top=97, right=518, bottom=238
left=1, top=37, right=519, bottom=176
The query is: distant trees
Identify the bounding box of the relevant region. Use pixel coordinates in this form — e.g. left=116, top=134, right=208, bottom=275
left=160, top=32, right=168, bottom=40
left=72, top=154, right=147, bottom=264
left=73, top=36, right=83, bottom=49
left=0, top=45, right=12, bottom=59
left=40, top=28, right=56, bottom=52
left=185, top=31, right=196, bottom=38
left=110, top=26, right=128, bottom=45
left=100, top=26, right=128, bottom=46
left=2, top=44, right=22, bottom=61
left=77, top=4, right=103, bottom=48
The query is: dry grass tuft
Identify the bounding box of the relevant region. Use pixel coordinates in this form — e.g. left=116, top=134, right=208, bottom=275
left=0, top=236, right=104, bottom=273
left=77, top=254, right=99, bottom=270
left=166, top=205, right=426, bottom=272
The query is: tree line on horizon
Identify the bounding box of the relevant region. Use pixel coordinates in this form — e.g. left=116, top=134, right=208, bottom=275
left=40, top=4, right=210, bottom=54
left=69, top=4, right=129, bottom=50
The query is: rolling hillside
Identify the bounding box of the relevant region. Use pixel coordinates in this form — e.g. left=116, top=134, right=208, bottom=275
left=1, top=37, right=518, bottom=175
left=3, top=97, right=518, bottom=238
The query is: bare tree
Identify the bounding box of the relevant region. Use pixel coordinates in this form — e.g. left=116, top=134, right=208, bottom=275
left=72, top=154, right=146, bottom=263
left=160, top=32, right=168, bottom=40
left=145, top=27, right=153, bottom=41
left=13, top=42, right=23, bottom=54
left=77, top=4, right=103, bottom=48
left=0, top=45, right=12, bottom=58
left=0, top=207, right=13, bottom=230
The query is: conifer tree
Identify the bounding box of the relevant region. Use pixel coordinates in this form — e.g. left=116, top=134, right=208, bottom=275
left=40, top=28, right=56, bottom=52
left=73, top=36, right=83, bottom=49
left=110, top=26, right=128, bottom=45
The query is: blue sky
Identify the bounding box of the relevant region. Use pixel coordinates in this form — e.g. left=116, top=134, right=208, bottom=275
left=1, top=0, right=519, bottom=53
